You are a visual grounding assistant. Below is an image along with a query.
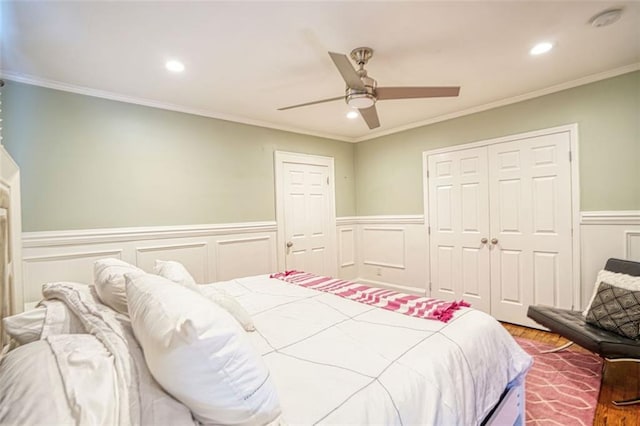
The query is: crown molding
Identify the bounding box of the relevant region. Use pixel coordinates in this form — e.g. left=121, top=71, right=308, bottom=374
left=354, top=63, right=640, bottom=142
left=0, top=71, right=355, bottom=143
left=3, top=62, right=638, bottom=144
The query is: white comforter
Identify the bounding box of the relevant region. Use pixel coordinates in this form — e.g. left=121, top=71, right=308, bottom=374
left=202, top=275, right=532, bottom=426
left=40, top=283, right=196, bottom=426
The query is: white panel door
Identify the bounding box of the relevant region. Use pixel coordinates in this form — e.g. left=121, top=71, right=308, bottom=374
left=488, top=132, right=572, bottom=325
left=428, top=147, right=491, bottom=313
left=276, top=152, right=337, bottom=277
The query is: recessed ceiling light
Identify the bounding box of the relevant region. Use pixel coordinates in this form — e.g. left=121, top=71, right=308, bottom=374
left=530, top=42, right=553, bottom=56
left=165, top=60, right=185, bottom=73
left=346, top=110, right=359, bottom=119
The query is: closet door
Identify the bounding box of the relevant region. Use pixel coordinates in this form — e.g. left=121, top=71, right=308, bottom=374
left=428, top=147, right=491, bottom=313
left=488, top=132, right=572, bottom=325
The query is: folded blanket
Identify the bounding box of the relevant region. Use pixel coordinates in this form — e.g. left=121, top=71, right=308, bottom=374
left=42, top=282, right=194, bottom=426
left=270, top=271, right=470, bottom=322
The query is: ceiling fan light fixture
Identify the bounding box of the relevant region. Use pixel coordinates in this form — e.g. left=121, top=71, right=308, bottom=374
left=347, top=93, right=375, bottom=109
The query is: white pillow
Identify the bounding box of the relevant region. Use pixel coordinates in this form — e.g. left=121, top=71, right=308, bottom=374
left=583, top=269, right=640, bottom=316
left=125, top=273, right=281, bottom=425
left=2, top=307, right=46, bottom=345
left=3, top=287, right=89, bottom=346
left=208, top=289, right=256, bottom=332
left=0, top=336, right=118, bottom=425
left=155, top=260, right=255, bottom=332
left=153, top=260, right=197, bottom=288
left=94, top=258, right=144, bottom=314
left=0, top=340, right=76, bottom=424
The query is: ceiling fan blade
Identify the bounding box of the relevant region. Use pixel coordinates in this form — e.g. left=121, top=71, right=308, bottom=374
left=359, top=105, right=380, bottom=129
left=278, top=96, right=344, bottom=111
left=376, top=86, right=460, bottom=100
left=328, top=52, right=365, bottom=90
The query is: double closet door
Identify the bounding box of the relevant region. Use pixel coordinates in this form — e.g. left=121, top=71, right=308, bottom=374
left=427, top=131, right=573, bottom=326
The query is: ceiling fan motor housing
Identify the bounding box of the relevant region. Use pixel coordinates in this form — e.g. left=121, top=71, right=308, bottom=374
left=346, top=74, right=377, bottom=108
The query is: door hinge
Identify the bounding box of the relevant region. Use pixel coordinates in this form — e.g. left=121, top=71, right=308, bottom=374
left=569, top=151, right=572, bottom=162
left=428, top=226, right=431, bottom=235
left=426, top=169, right=430, bottom=178
left=429, top=282, right=432, bottom=291
left=327, top=177, right=330, bottom=185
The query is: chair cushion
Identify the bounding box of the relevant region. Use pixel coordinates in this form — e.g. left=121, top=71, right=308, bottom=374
left=527, top=305, right=640, bottom=359
left=586, top=282, right=640, bottom=340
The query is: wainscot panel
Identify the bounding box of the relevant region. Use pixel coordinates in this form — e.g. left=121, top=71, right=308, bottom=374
left=580, top=211, right=640, bottom=309
left=336, top=216, right=428, bottom=294
left=20, top=222, right=277, bottom=311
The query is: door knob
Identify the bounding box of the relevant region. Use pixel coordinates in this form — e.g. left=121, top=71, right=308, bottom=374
left=481, top=238, right=488, bottom=244
left=286, top=241, right=293, bottom=248
left=491, top=238, right=499, bottom=245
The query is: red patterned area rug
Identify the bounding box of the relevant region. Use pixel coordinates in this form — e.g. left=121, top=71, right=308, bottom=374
left=516, top=337, right=602, bottom=426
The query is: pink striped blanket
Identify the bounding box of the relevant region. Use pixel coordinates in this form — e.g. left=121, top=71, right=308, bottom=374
left=269, top=271, right=470, bottom=323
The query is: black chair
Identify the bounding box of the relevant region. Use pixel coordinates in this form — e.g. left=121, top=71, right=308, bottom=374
left=527, top=258, right=640, bottom=406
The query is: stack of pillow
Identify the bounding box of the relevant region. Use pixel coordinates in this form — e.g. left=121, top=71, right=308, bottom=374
left=583, top=269, right=640, bottom=340
left=3, top=258, right=283, bottom=425
left=95, top=258, right=282, bottom=425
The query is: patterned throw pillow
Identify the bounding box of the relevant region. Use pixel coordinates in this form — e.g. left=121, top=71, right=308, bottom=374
left=586, top=281, right=640, bottom=340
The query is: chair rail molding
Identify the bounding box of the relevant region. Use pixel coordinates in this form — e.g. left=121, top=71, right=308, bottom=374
left=580, top=211, right=640, bottom=225
left=19, top=221, right=278, bottom=312
left=22, top=221, right=277, bottom=247
left=579, top=210, right=640, bottom=309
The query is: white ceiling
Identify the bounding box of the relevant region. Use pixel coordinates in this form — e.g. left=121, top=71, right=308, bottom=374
left=2, top=1, right=639, bottom=142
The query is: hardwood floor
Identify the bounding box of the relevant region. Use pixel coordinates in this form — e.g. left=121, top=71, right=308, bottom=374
left=503, top=323, right=640, bottom=426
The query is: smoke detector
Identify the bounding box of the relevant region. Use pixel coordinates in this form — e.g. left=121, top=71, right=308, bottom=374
left=589, top=8, right=623, bottom=27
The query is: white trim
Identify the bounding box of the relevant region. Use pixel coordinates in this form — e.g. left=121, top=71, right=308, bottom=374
left=421, top=124, right=579, bottom=156
left=135, top=242, right=207, bottom=253
left=22, top=221, right=277, bottom=248
left=217, top=235, right=272, bottom=245
left=568, top=124, right=581, bottom=311
left=336, top=216, right=359, bottom=226
left=4, top=63, right=638, bottom=144
left=274, top=151, right=337, bottom=275
left=23, top=249, right=123, bottom=263
left=354, top=63, right=640, bottom=142
left=580, top=211, right=640, bottom=225
left=422, top=124, right=582, bottom=310
left=337, top=215, right=424, bottom=225
left=0, top=72, right=352, bottom=143
left=626, top=231, right=640, bottom=260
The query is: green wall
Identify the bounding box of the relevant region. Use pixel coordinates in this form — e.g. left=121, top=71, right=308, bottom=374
left=2, top=82, right=356, bottom=231
left=3, top=71, right=638, bottom=231
left=355, top=71, right=640, bottom=215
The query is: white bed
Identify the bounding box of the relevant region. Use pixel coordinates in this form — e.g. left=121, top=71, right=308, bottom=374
left=201, top=274, right=532, bottom=425
left=1, top=261, right=531, bottom=425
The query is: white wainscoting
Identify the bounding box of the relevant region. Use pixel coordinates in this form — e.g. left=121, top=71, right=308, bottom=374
left=579, top=211, right=640, bottom=309
left=20, top=222, right=277, bottom=311
left=337, top=215, right=428, bottom=295
left=20, top=211, right=639, bottom=312
left=338, top=211, right=640, bottom=310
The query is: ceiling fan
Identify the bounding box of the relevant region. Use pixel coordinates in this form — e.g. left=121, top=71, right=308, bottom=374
left=278, top=47, right=460, bottom=130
